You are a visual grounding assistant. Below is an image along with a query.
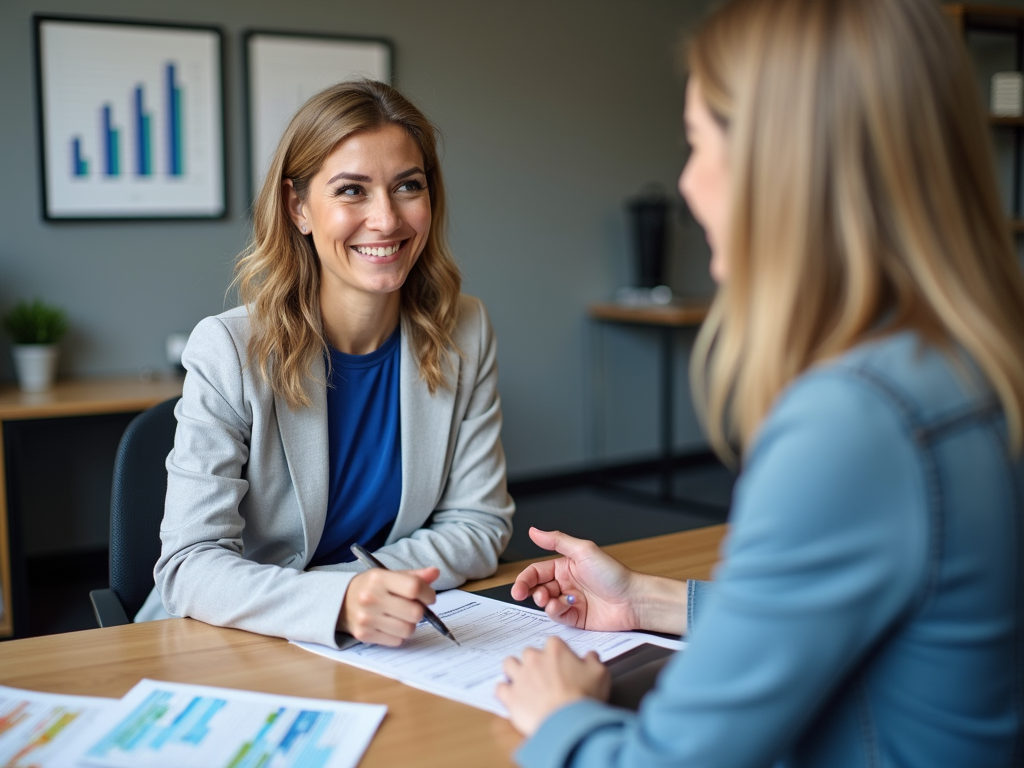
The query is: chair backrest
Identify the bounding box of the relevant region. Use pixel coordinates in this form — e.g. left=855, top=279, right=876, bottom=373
left=108, top=396, right=180, bottom=619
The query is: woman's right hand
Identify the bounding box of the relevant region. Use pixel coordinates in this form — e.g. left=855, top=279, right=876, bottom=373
left=510, top=528, right=641, bottom=632
left=337, top=566, right=440, bottom=646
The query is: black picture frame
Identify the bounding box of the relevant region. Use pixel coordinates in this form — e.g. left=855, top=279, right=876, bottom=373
left=34, top=15, right=227, bottom=221
left=244, top=30, right=393, bottom=201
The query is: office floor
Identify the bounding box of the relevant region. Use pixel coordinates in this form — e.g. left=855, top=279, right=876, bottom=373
left=22, top=463, right=735, bottom=638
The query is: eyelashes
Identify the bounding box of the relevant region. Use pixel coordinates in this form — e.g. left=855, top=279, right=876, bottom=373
left=330, top=179, right=427, bottom=198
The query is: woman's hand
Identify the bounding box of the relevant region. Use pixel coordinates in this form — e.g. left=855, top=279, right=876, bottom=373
left=337, top=566, right=440, bottom=646
left=496, top=637, right=611, bottom=737
left=510, top=528, right=640, bottom=632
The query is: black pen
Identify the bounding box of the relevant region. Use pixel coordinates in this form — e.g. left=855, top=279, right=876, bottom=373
left=349, top=543, right=461, bottom=646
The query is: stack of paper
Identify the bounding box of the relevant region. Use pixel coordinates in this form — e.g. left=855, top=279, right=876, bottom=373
left=0, top=681, right=385, bottom=768
left=295, top=589, right=682, bottom=717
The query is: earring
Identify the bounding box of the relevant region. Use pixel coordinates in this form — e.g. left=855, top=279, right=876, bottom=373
left=301, top=225, right=308, bottom=234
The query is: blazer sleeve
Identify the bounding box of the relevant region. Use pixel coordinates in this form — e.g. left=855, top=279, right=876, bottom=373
left=516, top=370, right=930, bottom=768
left=311, top=296, right=515, bottom=589
left=154, top=315, right=355, bottom=648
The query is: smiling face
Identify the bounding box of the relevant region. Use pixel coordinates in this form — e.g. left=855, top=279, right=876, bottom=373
left=287, top=123, right=432, bottom=315
left=678, top=78, right=731, bottom=284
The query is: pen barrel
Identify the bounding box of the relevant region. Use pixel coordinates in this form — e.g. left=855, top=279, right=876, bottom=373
left=423, top=611, right=449, bottom=637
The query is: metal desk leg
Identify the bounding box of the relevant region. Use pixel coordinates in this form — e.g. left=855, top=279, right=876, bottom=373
left=589, top=318, right=607, bottom=466
left=660, top=326, right=675, bottom=499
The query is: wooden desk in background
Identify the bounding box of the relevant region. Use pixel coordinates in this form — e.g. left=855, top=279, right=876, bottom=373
left=588, top=301, right=711, bottom=500
left=0, top=377, right=184, bottom=638
left=0, top=525, right=726, bottom=768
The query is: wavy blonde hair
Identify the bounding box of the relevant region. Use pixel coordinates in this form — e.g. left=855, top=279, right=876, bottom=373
left=234, top=81, right=461, bottom=408
left=686, top=0, right=1024, bottom=462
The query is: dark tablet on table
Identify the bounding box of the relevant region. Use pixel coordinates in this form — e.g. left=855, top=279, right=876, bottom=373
left=470, top=584, right=679, bottom=710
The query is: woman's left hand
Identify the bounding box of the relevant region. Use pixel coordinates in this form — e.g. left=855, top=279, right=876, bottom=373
left=496, top=637, right=612, bottom=737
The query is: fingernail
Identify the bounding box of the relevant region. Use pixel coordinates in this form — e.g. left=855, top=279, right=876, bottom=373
left=566, top=594, right=576, bottom=605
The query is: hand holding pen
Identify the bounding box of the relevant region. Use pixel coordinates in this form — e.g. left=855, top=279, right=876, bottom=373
left=335, top=546, right=444, bottom=647
left=349, top=544, right=461, bottom=646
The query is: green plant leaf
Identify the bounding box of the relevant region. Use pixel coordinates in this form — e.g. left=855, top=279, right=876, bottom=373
left=3, top=298, right=69, bottom=345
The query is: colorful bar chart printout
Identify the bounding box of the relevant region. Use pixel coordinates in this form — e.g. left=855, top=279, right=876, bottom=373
left=0, top=685, right=112, bottom=768
left=72, top=679, right=385, bottom=768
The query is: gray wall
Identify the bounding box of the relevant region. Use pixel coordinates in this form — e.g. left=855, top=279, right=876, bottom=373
left=0, top=0, right=719, bottom=488
left=2, top=0, right=1021, bottom=497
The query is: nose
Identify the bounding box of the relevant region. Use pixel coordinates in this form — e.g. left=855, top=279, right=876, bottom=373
left=367, top=194, right=400, bottom=235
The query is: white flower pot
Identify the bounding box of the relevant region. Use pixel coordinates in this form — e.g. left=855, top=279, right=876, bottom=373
left=11, top=344, right=59, bottom=393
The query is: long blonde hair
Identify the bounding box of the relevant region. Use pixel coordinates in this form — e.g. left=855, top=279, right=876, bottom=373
left=234, top=81, right=461, bottom=408
left=687, top=0, right=1024, bottom=460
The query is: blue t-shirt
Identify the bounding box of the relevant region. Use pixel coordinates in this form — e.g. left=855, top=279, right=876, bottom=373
left=309, top=327, right=402, bottom=567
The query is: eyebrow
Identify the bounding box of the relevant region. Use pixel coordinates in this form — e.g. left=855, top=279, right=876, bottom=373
left=326, top=166, right=425, bottom=185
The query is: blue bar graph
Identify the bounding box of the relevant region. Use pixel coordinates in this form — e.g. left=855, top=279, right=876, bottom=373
left=147, top=696, right=226, bottom=749
left=166, top=63, right=183, bottom=176
left=87, top=690, right=171, bottom=757
left=66, top=60, right=185, bottom=180
left=71, top=138, right=88, bottom=176
left=286, top=711, right=332, bottom=768
left=101, top=104, right=120, bottom=177
left=134, top=85, right=152, bottom=177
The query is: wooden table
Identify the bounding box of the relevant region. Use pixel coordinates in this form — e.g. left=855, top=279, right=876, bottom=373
left=588, top=300, right=712, bottom=500
left=588, top=301, right=711, bottom=328
left=0, top=525, right=726, bottom=768
left=0, top=377, right=184, bottom=637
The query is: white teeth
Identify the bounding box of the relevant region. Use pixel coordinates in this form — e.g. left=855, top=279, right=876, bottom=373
left=355, top=243, right=401, bottom=257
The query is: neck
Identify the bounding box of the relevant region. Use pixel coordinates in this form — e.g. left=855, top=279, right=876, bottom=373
left=321, top=290, right=401, bottom=355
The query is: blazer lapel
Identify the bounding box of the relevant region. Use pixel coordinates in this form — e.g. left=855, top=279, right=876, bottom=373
left=275, top=373, right=329, bottom=560
left=391, top=319, right=458, bottom=540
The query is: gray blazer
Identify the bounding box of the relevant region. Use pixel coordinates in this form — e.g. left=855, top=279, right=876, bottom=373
left=138, top=294, right=514, bottom=647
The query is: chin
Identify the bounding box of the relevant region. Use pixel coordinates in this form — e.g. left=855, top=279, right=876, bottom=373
left=709, top=254, right=728, bottom=284
left=363, top=277, right=409, bottom=296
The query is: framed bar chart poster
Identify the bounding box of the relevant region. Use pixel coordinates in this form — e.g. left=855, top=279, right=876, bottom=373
left=246, top=31, right=392, bottom=200
left=34, top=16, right=226, bottom=220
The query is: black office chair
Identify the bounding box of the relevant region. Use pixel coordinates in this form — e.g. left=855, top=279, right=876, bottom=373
left=89, top=396, right=180, bottom=627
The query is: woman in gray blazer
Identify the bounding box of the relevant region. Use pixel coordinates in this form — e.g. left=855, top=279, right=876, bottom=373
left=136, top=81, right=514, bottom=648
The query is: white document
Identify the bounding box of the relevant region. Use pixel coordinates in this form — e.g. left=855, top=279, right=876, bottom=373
left=0, top=685, right=113, bottom=768
left=54, top=679, right=386, bottom=768
left=295, top=589, right=682, bottom=716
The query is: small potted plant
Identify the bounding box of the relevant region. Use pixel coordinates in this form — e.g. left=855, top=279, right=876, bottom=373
left=3, top=298, right=69, bottom=392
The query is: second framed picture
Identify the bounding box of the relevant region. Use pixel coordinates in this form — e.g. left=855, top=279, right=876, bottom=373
left=245, top=31, right=393, bottom=200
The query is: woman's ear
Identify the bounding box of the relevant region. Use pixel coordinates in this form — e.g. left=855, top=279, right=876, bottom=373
left=282, top=179, right=309, bottom=234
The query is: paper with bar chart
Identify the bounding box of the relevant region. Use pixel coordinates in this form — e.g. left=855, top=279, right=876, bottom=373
left=0, top=685, right=113, bottom=768
left=53, top=679, right=386, bottom=768
left=36, top=17, right=225, bottom=219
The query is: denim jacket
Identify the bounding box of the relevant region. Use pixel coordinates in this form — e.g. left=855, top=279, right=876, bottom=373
left=518, top=333, right=1023, bottom=768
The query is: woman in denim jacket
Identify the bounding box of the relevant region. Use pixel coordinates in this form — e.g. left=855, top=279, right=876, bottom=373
left=496, top=0, right=1024, bottom=766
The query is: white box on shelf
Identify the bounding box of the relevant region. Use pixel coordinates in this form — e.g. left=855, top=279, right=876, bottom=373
left=991, top=71, right=1024, bottom=117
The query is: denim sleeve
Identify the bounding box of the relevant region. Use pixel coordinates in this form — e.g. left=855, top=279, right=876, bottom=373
left=515, top=370, right=929, bottom=768
left=686, top=579, right=716, bottom=635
